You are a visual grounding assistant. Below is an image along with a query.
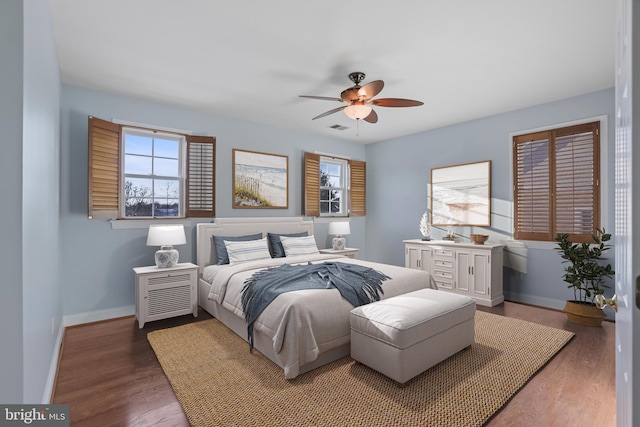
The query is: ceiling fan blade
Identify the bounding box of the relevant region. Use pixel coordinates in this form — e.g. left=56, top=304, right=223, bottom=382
left=363, top=109, right=378, bottom=124
left=370, top=98, right=424, bottom=107
left=312, top=106, right=346, bottom=120
left=358, top=80, right=384, bottom=100
left=299, top=95, right=343, bottom=102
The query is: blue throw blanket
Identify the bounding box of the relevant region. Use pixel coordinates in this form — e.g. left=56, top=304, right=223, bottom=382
left=241, top=262, right=390, bottom=352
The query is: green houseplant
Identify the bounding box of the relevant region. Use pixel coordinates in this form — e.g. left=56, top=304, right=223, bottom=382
left=555, top=228, right=615, bottom=326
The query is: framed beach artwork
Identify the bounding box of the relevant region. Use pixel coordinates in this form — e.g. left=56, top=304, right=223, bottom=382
left=232, top=149, right=289, bottom=209
left=430, top=160, right=491, bottom=226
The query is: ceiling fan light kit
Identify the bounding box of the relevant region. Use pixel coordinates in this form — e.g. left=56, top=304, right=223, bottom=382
left=344, top=103, right=372, bottom=120
left=300, top=71, right=423, bottom=124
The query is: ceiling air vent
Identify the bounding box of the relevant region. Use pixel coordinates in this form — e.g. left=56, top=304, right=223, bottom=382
left=329, top=124, right=349, bottom=131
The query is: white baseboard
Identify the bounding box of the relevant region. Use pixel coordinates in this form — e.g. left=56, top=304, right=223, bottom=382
left=42, top=323, right=64, bottom=404
left=504, top=292, right=566, bottom=311
left=63, top=305, right=135, bottom=327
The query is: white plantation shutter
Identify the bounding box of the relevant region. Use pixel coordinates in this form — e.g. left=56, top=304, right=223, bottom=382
left=513, top=122, right=600, bottom=243
left=186, top=136, right=216, bottom=217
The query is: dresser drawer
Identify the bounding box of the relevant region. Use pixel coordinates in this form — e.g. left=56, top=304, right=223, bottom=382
left=433, top=259, right=453, bottom=269
left=435, top=279, right=454, bottom=290
left=432, top=248, right=454, bottom=258
left=433, top=268, right=454, bottom=280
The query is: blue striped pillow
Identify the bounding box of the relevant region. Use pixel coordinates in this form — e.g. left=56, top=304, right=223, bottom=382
left=280, top=235, right=320, bottom=257
left=224, top=238, right=272, bottom=264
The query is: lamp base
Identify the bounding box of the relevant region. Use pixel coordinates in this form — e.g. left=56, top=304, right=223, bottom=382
left=155, top=245, right=179, bottom=268
left=332, top=236, right=346, bottom=250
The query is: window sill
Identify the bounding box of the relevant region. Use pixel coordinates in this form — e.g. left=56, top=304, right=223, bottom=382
left=110, top=218, right=198, bottom=230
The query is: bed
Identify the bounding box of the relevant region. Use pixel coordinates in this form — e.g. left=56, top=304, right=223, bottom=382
left=196, top=217, right=436, bottom=379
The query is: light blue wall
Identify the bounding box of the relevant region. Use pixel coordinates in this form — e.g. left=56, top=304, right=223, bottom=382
left=60, top=85, right=366, bottom=317
left=0, top=0, right=62, bottom=404
left=22, top=0, right=62, bottom=403
left=365, top=88, right=616, bottom=311
left=0, top=0, right=26, bottom=404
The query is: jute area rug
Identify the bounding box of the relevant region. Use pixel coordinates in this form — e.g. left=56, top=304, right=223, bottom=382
left=148, top=311, right=573, bottom=427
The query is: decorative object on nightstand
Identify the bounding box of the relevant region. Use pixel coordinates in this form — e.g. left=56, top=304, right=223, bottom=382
left=419, top=211, right=432, bottom=241
left=328, top=221, right=350, bottom=250
left=147, top=224, right=187, bottom=268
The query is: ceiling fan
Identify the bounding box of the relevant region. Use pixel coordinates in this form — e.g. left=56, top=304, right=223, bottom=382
left=299, top=71, right=423, bottom=124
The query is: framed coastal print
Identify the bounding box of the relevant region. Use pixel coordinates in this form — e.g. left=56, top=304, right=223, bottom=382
left=430, top=160, right=491, bottom=226
left=232, top=149, right=289, bottom=209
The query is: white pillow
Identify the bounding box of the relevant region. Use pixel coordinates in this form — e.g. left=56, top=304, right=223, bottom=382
left=224, top=237, right=271, bottom=264
left=280, top=235, right=320, bottom=257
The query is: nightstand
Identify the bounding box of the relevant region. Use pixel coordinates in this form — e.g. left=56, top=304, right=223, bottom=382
left=134, top=262, right=198, bottom=328
left=319, top=248, right=359, bottom=259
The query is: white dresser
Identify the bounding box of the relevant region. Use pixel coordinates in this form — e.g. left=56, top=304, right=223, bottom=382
left=403, top=239, right=504, bottom=307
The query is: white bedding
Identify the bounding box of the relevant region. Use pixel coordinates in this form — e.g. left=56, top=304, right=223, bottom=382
left=206, top=253, right=436, bottom=379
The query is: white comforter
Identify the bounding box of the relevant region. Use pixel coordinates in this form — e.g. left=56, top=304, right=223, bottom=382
left=207, top=254, right=436, bottom=379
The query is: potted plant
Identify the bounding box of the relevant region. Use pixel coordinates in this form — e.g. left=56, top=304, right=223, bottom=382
left=555, top=228, right=615, bottom=326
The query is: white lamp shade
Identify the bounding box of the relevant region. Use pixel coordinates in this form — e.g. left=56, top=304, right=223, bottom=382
left=146, top=224, right=187, bottom=247
left=344, top=104, right=372, bottom=120
left=328, top=221, right=350, bottom=237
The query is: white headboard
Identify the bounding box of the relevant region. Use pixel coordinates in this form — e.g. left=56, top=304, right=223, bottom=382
left=196, top=217, right=315, bottom=273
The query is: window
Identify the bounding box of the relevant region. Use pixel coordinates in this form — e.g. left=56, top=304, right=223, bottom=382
left=303, top=152, right=365, bottom=217
left=88, top=116, right=215, bottom=219
left=513, top=121, right=600, bottom=243
left=123, top=129, right=182, bottom=217
left=320, top=157, right=347, bottom=215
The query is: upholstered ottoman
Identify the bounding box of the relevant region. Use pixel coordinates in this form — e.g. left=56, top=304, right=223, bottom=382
left=350, top=288, right=476, bottom=385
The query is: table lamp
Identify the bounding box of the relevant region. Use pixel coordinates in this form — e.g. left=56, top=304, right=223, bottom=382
left=328, top=221, right=350, bottom=250
left=146, top=224, right=187, bottom=268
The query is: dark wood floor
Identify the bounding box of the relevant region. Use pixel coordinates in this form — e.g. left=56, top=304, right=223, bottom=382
left=52, top=302, right=616, bottom=427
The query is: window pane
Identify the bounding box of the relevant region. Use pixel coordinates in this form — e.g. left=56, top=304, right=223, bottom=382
left=320, top=201, right=330, bottom=213
left=125, top=134, right=152, bottom=155
left=320, top=189, right=330, bottom=201
left=154, top=199, right=180, bottom=217
left=125, top=197, right=152, bottom=217
left=328, top=176, right=341, bottom=187
left=153, top=179, right=179, bottom=198
left=124, top=154, right=152, bottom=175
left=124, top=178, right=152, bottom=199
left=154, top=157, right=179, bottom=177
left=331, top=201, right=340, bottom=213
left=327, top=164, right=341, bottom=176
left=154, top=138, right=179, bottom=158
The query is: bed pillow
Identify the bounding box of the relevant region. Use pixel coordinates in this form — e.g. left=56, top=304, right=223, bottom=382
left=267, top=231, right=309, bottom=258
left=280, top=235, right=320, bottom=257
left=224, top=237, right=272, bottom=264
left=213, top=233, right=262, bottom=265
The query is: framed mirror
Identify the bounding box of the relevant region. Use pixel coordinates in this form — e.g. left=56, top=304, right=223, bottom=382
left=430, top=160, right=491, bottom=226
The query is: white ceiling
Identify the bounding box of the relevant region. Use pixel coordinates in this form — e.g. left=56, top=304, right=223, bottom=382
left=48, top=0, right=615, bottom=144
